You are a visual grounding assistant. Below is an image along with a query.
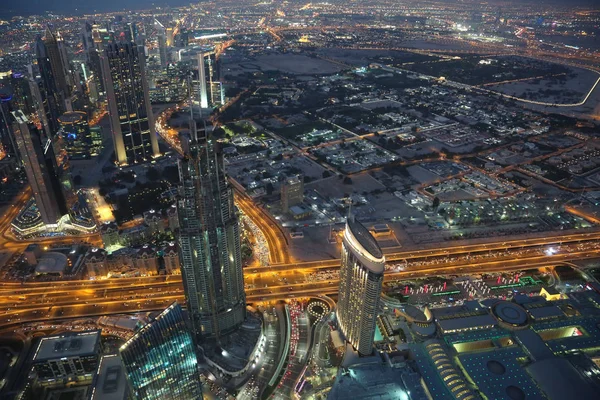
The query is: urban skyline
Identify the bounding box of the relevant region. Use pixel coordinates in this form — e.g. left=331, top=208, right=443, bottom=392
left=0, top=0, right=599, bottom=399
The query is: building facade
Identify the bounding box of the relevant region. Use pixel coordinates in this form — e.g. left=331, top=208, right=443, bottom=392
left=11, top=110, right=67, bottom=225
left=177, top=120, right=245, bottom=341
left=58, top=111, right=92, bottom=159
left=100, top=42, right=159, bottom=165
left=336, top=215, right=385, bottom=356
left=281, top=175, right=304, bottom=212
left=31, top=330, right=101, bottom=388
left=119, top=302, right=202, bottom=400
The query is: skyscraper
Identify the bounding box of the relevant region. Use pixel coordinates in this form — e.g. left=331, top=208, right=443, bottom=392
left=177, top=119, right=245, bottom=341
left=100, top=42, right=159, bottom=165
left=34, top=37, right=63, bottom=135
left=11, top=110, right=67, bottom=225
left=42, top=27, right=72, bottom=100
left=197, top=53, right=209, bottom=108
left=154, top=19, right=168, bottom=68
left=336, top=214, right=385, bottom=356
left=119, top=302, right=202, bottom=400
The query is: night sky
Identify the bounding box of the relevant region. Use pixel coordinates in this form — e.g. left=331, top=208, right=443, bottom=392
left=1, top=0, right=597, bottom=19
left=0, top=0, right=193, bottom=18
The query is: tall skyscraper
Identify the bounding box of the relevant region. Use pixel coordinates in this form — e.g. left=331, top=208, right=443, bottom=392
left=197, top=53, right=209, bottom=108
left=177, top=119, right=245, bottom=341
left=154, top=19, right=168, bottom=68
left=119, top=302, right=202, bottom=400
left=100, top=42, right=159, bottom=165
left=41, top=27, right=72, bottom=102
left=336, top=214, right=385, bottom=356
left=34, top=37, right=63, bottom=135
left=11, top=110, right=67, bottom=225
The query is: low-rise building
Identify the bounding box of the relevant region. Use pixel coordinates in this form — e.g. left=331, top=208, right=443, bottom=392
left=31, top=331, right=101, bottom=389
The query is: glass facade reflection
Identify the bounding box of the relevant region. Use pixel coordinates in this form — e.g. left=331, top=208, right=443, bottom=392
left=119, top=302, right=203, bottom=400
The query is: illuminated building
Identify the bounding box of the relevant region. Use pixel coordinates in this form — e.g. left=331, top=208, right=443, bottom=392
left=11, top=110, right=67, bottom=225
left=30, top=330, right=101, bottom=388
left=177, top=119, right=245, bottom=341
left=196, top=50, right=223, bottom=108
left=154, top=19, right=168, bottom=68
left=281, top=175, right=304, bottom=212
left=100, top=42, right=159, bottom=165
left=197, top=53, right=209, bottom=108
left=58, top=111, right=93, bottom=159
left=336, top=214, right=385, bottom=356
left=119, top=302, right=202, bottom=400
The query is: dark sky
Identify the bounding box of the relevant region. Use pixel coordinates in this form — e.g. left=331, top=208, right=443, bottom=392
left=1, top=0, right=598, bottom=19
left=0, top=0, right=194, bottom=19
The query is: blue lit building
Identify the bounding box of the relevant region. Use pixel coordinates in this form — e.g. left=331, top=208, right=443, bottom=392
left=119, top=302, right=203, bottom=400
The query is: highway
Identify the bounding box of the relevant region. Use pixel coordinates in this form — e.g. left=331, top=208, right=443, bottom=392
left=0, top=237, right=598, bottom=330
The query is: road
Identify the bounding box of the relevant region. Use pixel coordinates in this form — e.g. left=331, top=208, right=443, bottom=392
left=0, top=237, right=598, bottom=330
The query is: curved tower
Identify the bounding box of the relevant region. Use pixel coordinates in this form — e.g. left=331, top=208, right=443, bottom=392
left=177, top=120, right=245, bottom=342
left=336, top=214, right=385, bottom=356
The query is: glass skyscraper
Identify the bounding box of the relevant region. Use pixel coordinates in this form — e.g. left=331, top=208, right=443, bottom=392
left=119, top=302, right=203, bottom=400
left=336, top=214, right=385, bottom=356
left=100, top=42, right=159, bottom=165
left=177, top=119, right=246, bottom=341
left=11, top=110, right=67, bottom=225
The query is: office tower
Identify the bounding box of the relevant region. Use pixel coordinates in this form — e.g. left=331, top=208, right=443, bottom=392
left=154, top=19, right=168, bottom=68
left=11, top=110, right=67, bottom=225
left=58, top=111, right=92, bottom=159
left=100, top=42, right=159, bottom=165
left=119, top=302, right=202, bottom=400
left=0, top=94, right=13, bottom=159
left=82, top=23, right=104, bottom=96
left=336, top=214, right=385, bottom=356
left=34, top=37, right=63, bottom=135
left=41, top=27, right=72, bottom=101
left=196, top=51, right=223, bottom=108
left=197, top=53, right=209, bottom=108
left=281, top=175, right=304, bottom=212
left=166, top=27, right=174, bottom=46
left=81, top=22, right=95, bottom=58
left=177, top=119, right=245, bottom=341
left=30, top=330, right=101, bottom=388
left=126, top=22, right=138, bottom=43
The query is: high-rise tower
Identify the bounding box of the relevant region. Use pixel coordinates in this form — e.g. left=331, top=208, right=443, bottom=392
left=177, top=119, right=245, bottom=341
left=100, top=42, right=159, bottom=165
left=42, top=27, right=72, bottom=100
left=119, top=302, right=203, bottom=400
left=34, top=37, right=63, bottom=135
left=11, top=110, right=67, bottom=225
left=336, top=214, right=385, bottom=356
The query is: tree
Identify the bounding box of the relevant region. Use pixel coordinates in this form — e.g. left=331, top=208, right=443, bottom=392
left=73, top=175, right=82, bottom=186
left=162, top=166, right=179, bottom=183
left=146, top=167, right=160, bottom=181
left=266, top=182, right=274, bottom=195
left=343, top=177, right=353, bottom=185
left=432, top=196, right=440, bottom=210
left=322, top=170, right=332, bottom=179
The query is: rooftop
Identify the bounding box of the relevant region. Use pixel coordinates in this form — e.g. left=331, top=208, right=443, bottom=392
left=33, top=330, right=101, bottom=362
left=35, top=252, right=68, bottom=275
left=91, top=354, right=128, bottom=400
left=346, top=215, right=384, bottom=260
